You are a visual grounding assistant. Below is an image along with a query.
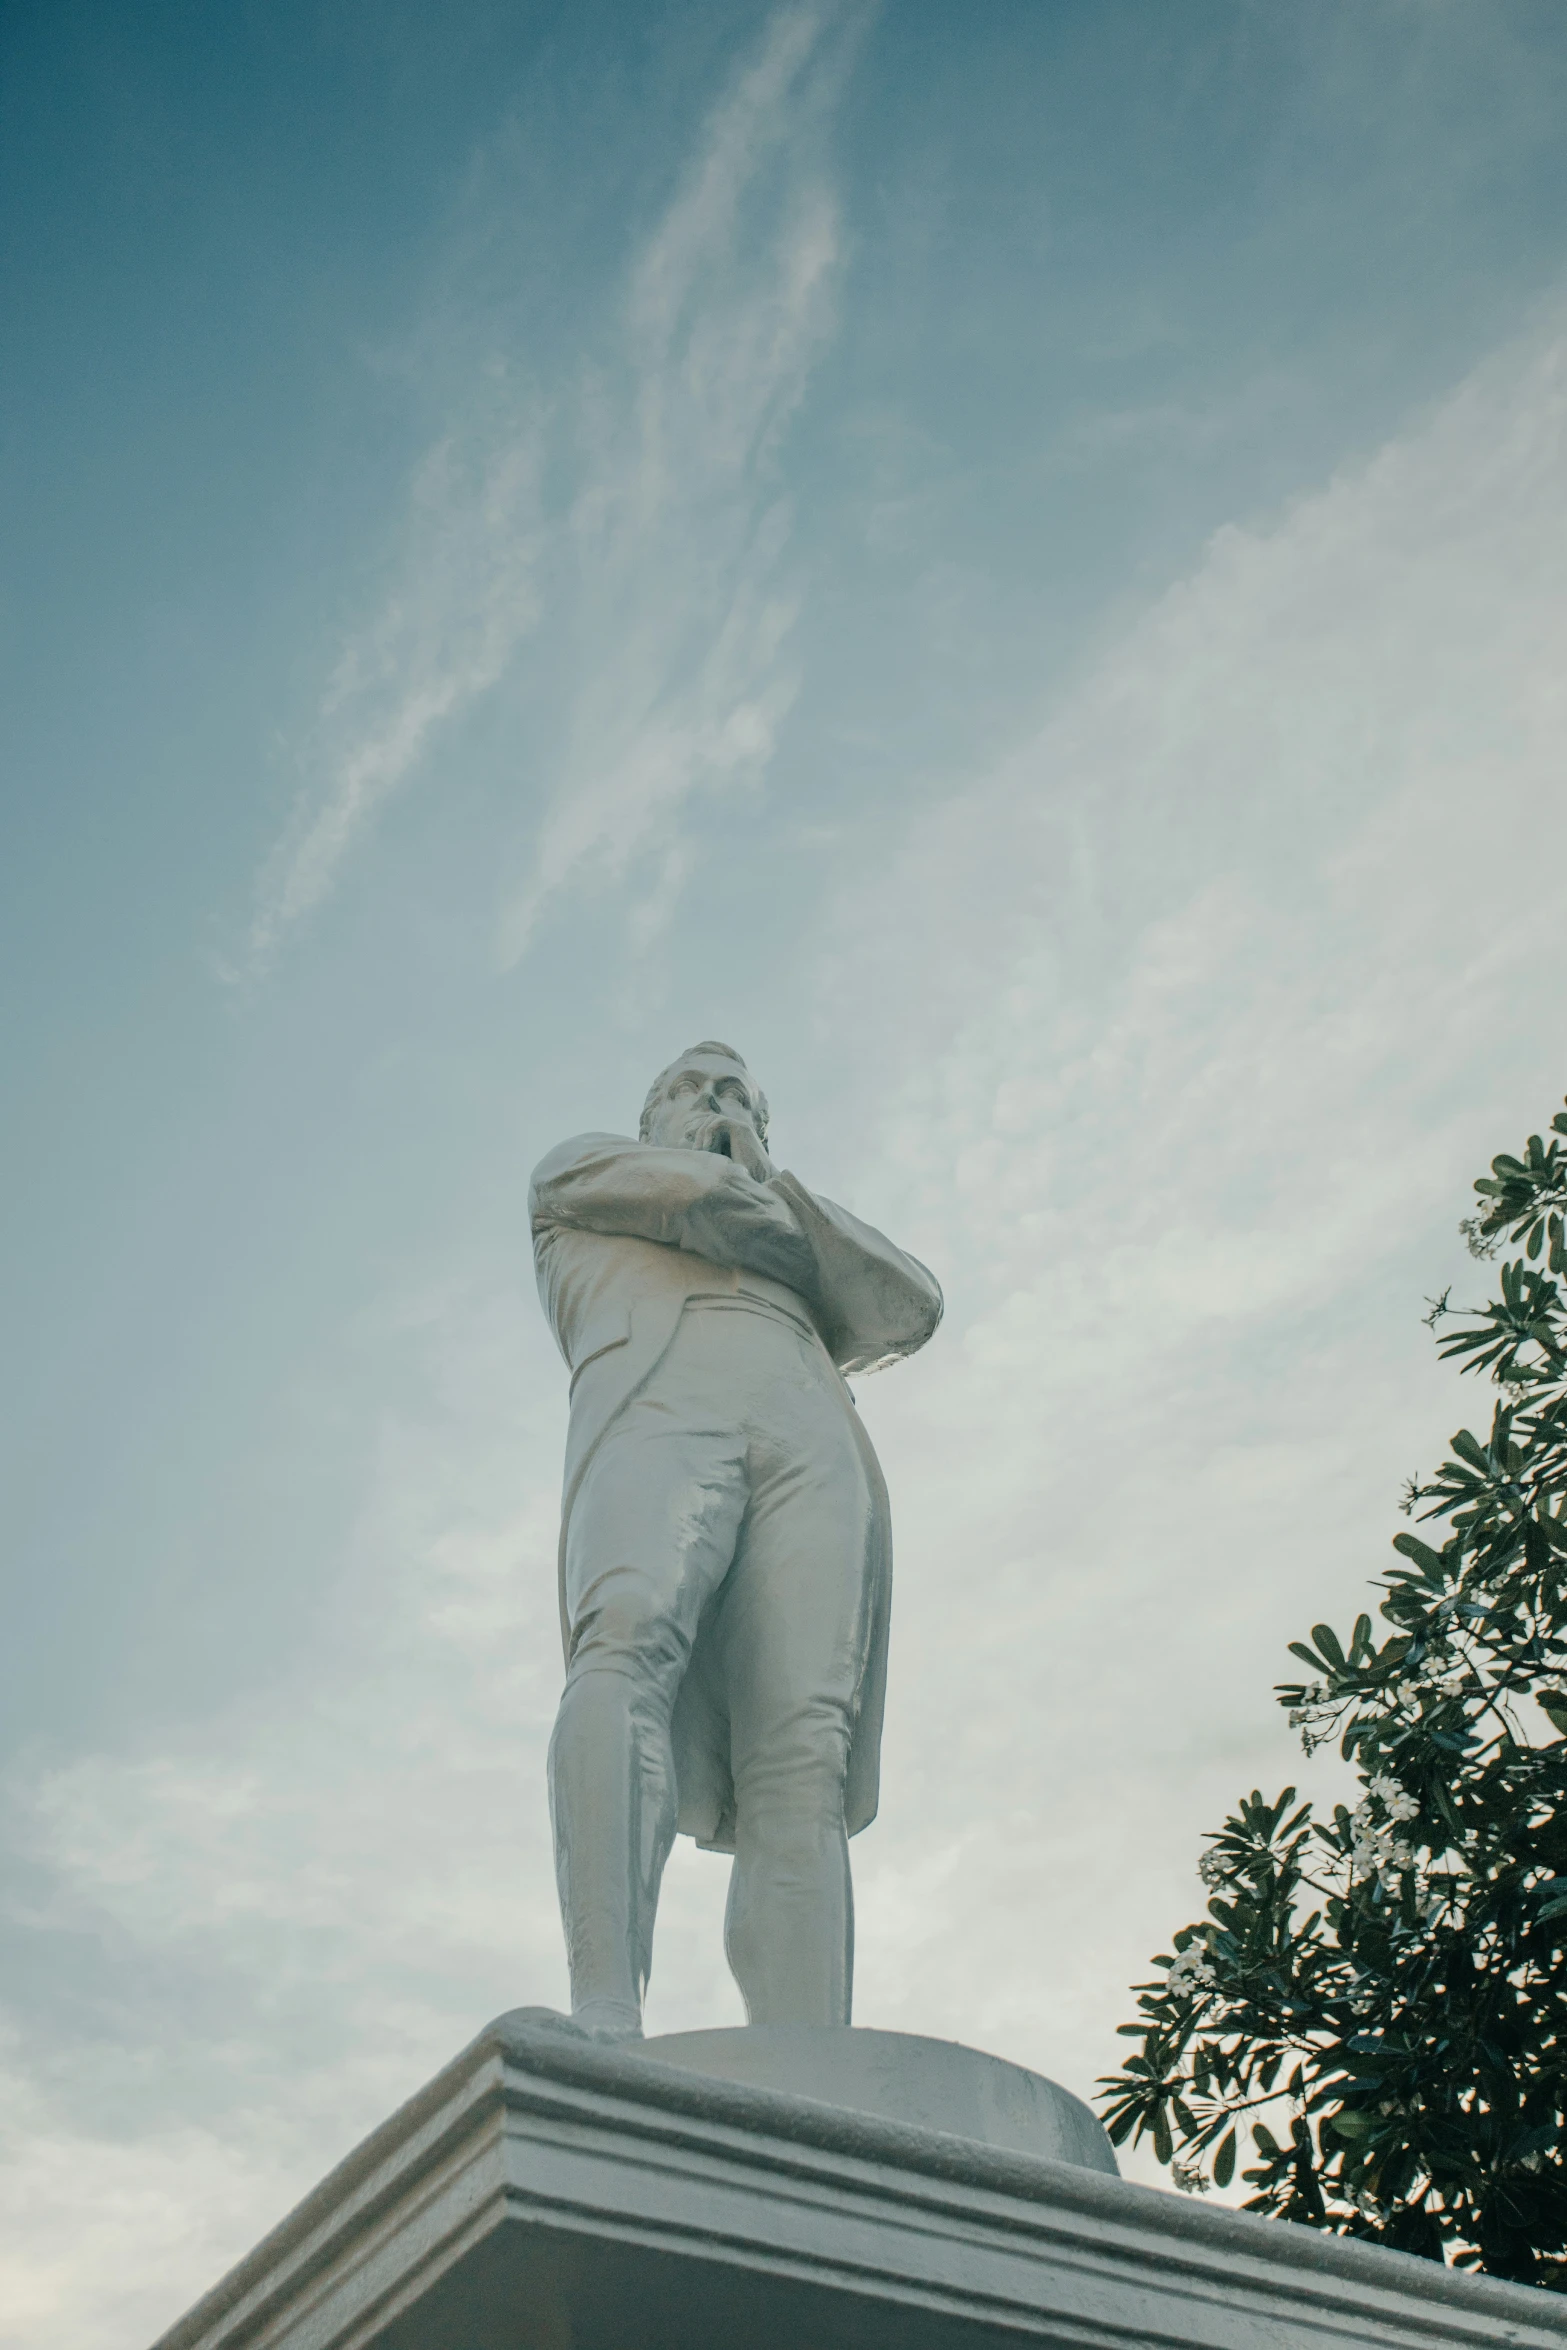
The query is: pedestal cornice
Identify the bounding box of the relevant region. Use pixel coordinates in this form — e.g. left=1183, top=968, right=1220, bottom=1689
left=152, top=2009, right=1567, bottom=2350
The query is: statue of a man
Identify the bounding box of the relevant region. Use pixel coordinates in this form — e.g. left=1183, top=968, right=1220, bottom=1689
left=530, top=1041, right=942, bottom=2039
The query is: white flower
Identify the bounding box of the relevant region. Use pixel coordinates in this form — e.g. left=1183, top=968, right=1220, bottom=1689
left=1171, top=2159, right=1210, bottom=2194
left=1368, top=1847, right=1413, bottom=1895
left=1348, top=1795, right=1420, bottom=1888
left=1167, top=1945, right=1217, bottom=1996
left=1198, top=1851, right=1226, bottom=1888
left=1415, top=1653, right=1468, bottom=1700
left=1366, top=1775, right=1419, bottom=1823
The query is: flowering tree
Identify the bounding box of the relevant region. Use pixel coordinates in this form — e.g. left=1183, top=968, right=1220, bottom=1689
left=1097, top=1103, right=1567, bottom=2289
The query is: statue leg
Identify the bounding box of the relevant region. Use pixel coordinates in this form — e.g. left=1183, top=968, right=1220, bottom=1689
left=714, top=1365, right=878, bottom=2027
left=550, top=1406, right=745, bottom=2036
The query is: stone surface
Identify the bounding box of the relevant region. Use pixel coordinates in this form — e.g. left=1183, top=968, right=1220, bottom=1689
left=151, top=2009, right=1567, bottom=2350
left=633, top=2023, right=1119, bottom=2174
left=531, top=1041, right=943, bottom=2033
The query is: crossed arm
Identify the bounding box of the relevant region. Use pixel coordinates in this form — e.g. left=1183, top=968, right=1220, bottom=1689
left=530, top=1132, right=820, bottom=1297
left=529, top=1133, right=942, bottom=1372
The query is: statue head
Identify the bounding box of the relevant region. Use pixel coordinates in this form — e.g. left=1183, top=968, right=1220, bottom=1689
left=640, top=1041, right=770, bottom=1153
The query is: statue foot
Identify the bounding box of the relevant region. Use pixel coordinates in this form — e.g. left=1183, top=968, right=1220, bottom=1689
left=567, top=1998, right=645, bottom=2043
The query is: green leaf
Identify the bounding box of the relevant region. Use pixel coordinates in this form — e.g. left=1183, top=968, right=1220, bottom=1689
left=1391, top=1533, right=1445, bottom=1574
left=1311, top=1624, right=1346, bottom=1669
left=1214, top=2127, right=1236, bottom=2188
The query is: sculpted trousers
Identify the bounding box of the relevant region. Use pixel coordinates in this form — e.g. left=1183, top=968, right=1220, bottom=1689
left=549, top=1301, right=876, bottom=2032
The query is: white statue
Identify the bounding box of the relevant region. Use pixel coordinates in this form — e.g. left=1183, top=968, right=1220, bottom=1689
left=530, top=1041, right=942, bottom=2039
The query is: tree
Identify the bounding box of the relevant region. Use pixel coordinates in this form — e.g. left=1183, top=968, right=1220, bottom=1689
left=1097, top=1101, right=1567, bottom=2288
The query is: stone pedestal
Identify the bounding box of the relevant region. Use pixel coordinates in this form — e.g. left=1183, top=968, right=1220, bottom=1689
left=635, top=2023, right=1118, bottom=2173
left=153, top=2009, right=1567, bottom=2350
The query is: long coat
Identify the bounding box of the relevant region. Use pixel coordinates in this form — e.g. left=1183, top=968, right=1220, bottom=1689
left=529, top=1132, right=943, bottom=1852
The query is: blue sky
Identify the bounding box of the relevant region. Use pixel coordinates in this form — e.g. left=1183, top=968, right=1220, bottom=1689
left=5, top=3, right=1567, bottom=2336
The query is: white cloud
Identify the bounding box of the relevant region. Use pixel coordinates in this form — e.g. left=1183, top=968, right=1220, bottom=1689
left=496, top=3, right=852, bottom=961
left=245, top=2, right=856, bottom=975
left=247, top=423, right=546, bottom=969
left=0, top=2054, right=303, bottom=2350
left=0, top=1270, right=571, bottom=2339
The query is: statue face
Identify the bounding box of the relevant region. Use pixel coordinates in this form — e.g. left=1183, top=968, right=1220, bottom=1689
left=644, top=1050, right=763, bottom=1153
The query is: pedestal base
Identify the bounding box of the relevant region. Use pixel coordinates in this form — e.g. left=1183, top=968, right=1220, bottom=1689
left=634, top=2023, right=1118, bottom=2173
left=152, top=2009, right=1567, bottom=2350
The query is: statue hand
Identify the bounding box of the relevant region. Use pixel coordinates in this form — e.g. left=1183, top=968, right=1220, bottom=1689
left=708, top=1117, right=776, bottom=1182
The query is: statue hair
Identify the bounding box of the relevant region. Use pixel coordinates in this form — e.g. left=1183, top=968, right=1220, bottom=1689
left=639, top=1041, right=769, bottom=1144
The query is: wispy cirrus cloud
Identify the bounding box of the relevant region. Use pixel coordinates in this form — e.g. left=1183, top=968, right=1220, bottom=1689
left=246, top=424, right=545, bottom=971
left=244, top=2, right=860, bottom=977
left=497, top=1, right=856, bottom=963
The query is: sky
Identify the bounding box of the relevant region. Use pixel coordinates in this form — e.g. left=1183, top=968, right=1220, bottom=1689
left=3, top=1, right=1567, bottom=2339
